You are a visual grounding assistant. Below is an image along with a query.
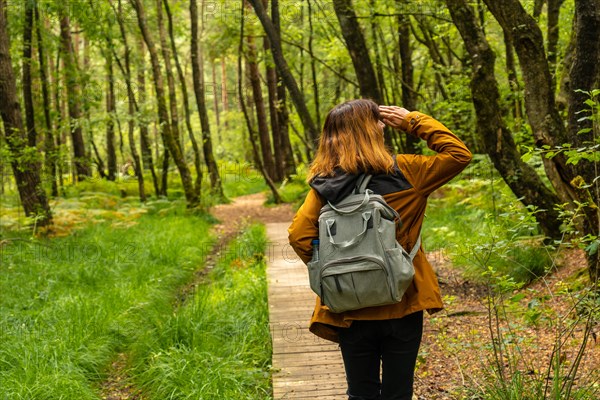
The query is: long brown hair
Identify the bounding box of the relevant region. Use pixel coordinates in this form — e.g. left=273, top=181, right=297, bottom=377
left=307, top=99, right=394, bottom=181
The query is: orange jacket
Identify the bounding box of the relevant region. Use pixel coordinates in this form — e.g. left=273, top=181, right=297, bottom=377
left=288, top=111, right=472, bottom=343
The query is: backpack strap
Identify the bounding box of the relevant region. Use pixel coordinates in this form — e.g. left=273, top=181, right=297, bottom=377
left=408, top=234, right=421, bottom=261
left=354, top=174, right=372, bottom=194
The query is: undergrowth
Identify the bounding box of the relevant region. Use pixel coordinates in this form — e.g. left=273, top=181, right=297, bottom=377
left=424, top=155, right=552, bottom=284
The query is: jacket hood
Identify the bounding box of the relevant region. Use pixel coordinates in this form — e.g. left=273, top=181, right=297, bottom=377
left=309, top=170, right=361, bottom=204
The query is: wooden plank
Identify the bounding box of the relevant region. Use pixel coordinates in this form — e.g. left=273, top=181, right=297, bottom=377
left=266, top=223, right=347, bottom=399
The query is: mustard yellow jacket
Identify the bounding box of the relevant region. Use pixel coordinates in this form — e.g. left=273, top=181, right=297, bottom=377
left=288, top=111, right=472, bottom=343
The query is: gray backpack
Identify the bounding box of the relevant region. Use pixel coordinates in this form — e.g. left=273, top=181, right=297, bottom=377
left=308, top=175, right=420, bottom=313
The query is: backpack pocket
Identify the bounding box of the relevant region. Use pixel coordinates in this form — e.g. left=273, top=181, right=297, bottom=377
left=384, top=247, right=416, bottom=302
left=307, top=260, right=321, bottom=298
left=320, top=256, right=394, bottom=313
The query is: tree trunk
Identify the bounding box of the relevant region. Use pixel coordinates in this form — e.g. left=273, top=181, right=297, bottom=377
left=130, top=0, right=199, bottom=208
left=483, top=0, right=577, bottom=205
left=238, top=5, right=282, bottom=204
left=59, top=13, right=90, bottom=180
left=189, top=0, right=225, bottom=199
left=332, top=0, right=401, bottom=149
left=246, top=33, right=276, bottom=181
left=566, top=0, right=600, bottom=280
left=445, top=0, right=563, bottom=239
left=397, top=11, right=420, bottom=154
left=547, top=0, right=564, bottom=88
left=307, top=0, right=321, bottom=129
left=504, top=31, right=523, bottom=123
left=34, top=4, right=58, bottom=197
left=106, top=48, right=117, bottom=181
left=22, top=0, right=36, bottom=147
left=0, top=2, right=52, bottom=226
left=262, top=0, right=283, bottom=182
left=248, top=0, right=319, bottom=144
left=332, top=0, right=382, bottom=103
left=164, top=0, right=204, bottom=199
left=137, top=40, right=160, bottom=196
left=272, top=0, right=295, bottom=177
left=115, top=0, right=145, bottom=201
left=91, top=137, right=107, bottom=179
left=156, top=0, right=183, bottom=154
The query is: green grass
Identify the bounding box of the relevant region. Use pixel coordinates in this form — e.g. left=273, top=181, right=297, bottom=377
left=0, top=207, right=215, bottom=399
left=128, top=224, right=272, bottom=399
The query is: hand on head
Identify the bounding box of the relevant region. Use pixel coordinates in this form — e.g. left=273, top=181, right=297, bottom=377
left=378, top=106, right=411, bottom=130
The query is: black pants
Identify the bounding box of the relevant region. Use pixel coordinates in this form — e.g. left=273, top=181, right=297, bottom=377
left=338, top=311, right=424, bottom=400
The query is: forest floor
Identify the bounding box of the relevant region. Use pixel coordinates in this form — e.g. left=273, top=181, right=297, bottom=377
left=96, top=192, right=599, bottom=399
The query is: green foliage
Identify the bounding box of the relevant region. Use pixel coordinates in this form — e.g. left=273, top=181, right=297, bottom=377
left=266, top=165, right=310, bottom=208
left=219, top=162, right=268, bottom=200
left=424, top=155, right=551, bottom=285
left=128, top=224, right=272, bottom=399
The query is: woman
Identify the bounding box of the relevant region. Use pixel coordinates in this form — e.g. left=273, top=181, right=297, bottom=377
left=288, top=99, right=472, bottom=400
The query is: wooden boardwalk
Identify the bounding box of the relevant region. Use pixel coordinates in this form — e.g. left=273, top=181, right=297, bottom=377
left=266, top=223, right=347, bottom=399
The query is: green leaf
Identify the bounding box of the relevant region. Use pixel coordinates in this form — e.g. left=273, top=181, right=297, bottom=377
left=577, top=127, right=592, bottom=134
left=585, top=240, right=599, bottom=256
left=521, top=152, right=533, bottom=162
left=510, top=293, right=526, bottom=302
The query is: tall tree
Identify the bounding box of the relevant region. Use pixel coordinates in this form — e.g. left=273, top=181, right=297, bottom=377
left=248, top=0, right=319, bottom=144
left=263, top=0, right=283, bottom=182
left=116, top=0, right=145, bottom=201
left=271, top=0, right=295, bottom=178
left=238, top=1, right=282, bottom=203
left=246, top=33, right=276, bottom=180
left=189, top=0, right=224, bottom=198
left=483, top=0, right=577, bottom=205
left=130, top=0, right=199, bottom=208
left=155, top=0, right=183, bottom=152
left=444, top=0, right=563, bottom=240
left=332, top=0, right=382, bottom=102
left=332, top=0, right=400, bottom=149
left=0, top=0, right=52, bottom=226
left=34, top=4, right=58, bottom=196
left=136, top=40, right=160, bottom=196
left=59, top=10, right=90, bottom=180
left=164, top=0, right=203, bottom=198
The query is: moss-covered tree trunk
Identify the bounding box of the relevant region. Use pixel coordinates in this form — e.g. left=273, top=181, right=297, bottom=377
left=445, top=0, right=563, bottom=239
left=566, top=0, right=600, bottom=281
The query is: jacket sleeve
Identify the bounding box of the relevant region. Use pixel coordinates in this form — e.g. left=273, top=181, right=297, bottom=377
left=288, top=188, right=323, bottom=265
left=397, top=111, right=472, bottom=196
